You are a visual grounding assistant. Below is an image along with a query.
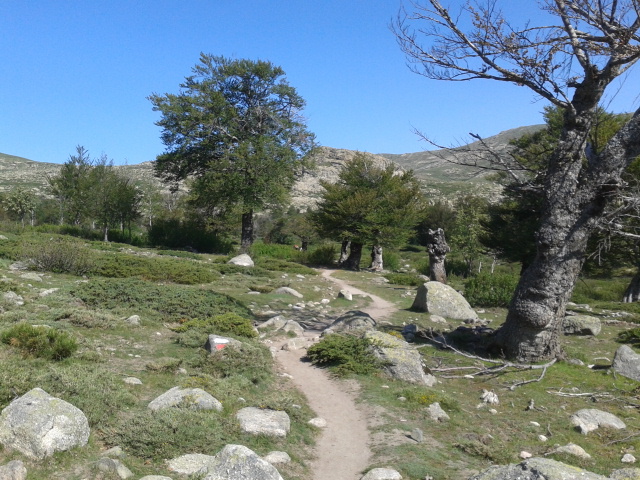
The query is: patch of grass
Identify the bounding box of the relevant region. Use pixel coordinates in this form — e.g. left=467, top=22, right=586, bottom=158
left=91, top=253, right=220, bottom=284
left=0, top=323, right=78, bottom=360
left=571, top=277, right=629, bottom=304
left=384, top=272, right=425, bottom=286
left=617, top=327, right=640, bottom=346
left=306, top=334, right=381, bottom=376
left=254, top=257, right=318, bottom=276
left=464, top=272, right=519, bottom=308
left=71, top=277, right=251, bottom=322
left=190, top=342, right=274, bottom=386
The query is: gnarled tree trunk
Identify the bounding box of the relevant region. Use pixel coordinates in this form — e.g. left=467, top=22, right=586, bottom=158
left=623, top=269, right=640, bottom=303
left=338, top=240, right=351, bottom=265
left=370, top=245, right=383, bottom=271
left=427, top=228, right=449, bottom=284
left=342, top=242, right=363, bottom=270
left=495, top=105, right=640, bottom=362
left=240, top=210, right=254, bottom=253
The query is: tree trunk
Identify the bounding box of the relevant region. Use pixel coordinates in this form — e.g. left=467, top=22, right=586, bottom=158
left=240, top=210, right=254, bottom=253
left=342, top=242, right=363, bottom=270
left=427, top=228, right=449, bottom=284
left=623, top=269, right=640, bottom=303
left=370, top=245, right=383, bottom=271
left=103, top=225, right=109, bottom=242
left=338, top=240, right=351, bottom=265
left=301, top=240, right=309, bottom=251
left=495, top=100, right=640, bottom=362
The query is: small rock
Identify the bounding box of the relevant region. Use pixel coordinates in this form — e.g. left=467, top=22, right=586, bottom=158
left=622, top=454, right=637, bottom=464
left=427, top=402, right=449, bottom=422
left=103, top=446, right=125, bottom=458
left=123, top=377, right=142, bottom=385
left=538, top=435, right=548, bottom=442
left=236, top=407, right=290, bottom=437
left=360, top=468, right=403, bottom=480
left=263, top=451, right=291, bottom=465
left=481, top=389, right=499, bottom=405
left=96, top=457, right=134, bottom=479
left=308, top=417, right=327, bottom=428
left=228, top=254, right=254, bottom=267
left=124, top=315, right=140, bottom=326
left=429, top=315, right=447, bottom=324
left=520, top=451, right=533, bottom=459
left=530, top=421, right=540, bottom=427
left=274, top=287, right=303, bottom=298
left=0, top=460, right=27, bottom=480
left=411, top=428, right=424, bottom=443
left=167, top=453, right=217, bottom=475
left=552, top=443, right=591, bottom=460
left=338, top=289, right=353, bottom=301
left=570, top=408, right=626, bottom=434
left=38, top=288, right=59, bottom=297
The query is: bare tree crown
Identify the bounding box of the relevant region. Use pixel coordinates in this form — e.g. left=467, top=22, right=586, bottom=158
left=395, top=0, right=640, bottom=113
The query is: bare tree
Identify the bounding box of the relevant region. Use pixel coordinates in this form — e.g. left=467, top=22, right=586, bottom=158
left=395, top=0, right=640, bottom=361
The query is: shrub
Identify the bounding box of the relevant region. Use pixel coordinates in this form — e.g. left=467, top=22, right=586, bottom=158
left=72, top=278, right=250, bottom=322
left=617, top=328, right=640, bottom=347
left=304, top=244, right=337, bottom=266
left=254, top=257, right=318, bottom=275
left=384, top=273, right=424, bottom=286
left=173, top=313, right=257, bottom=347
left=91, top=253, right=220, bottom=284
left=464, top=272, right=519, bottom=308
left=20, top=237, right=94, bottom=275
left=306, top=334, right=381, bottom=376
left=249, top=241, right=301, bottom=261
left=0, top=323, right=78, bottom=360
left=382, top=251, right=400, bottom=271
left=147, top=218, right=233, bottom=254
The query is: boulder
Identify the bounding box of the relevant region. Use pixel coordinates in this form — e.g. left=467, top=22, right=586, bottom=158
left=468, top=457, right=609, bottom=480
left=613, top=345, right=640, bottom=382
left=96, top=457, right=134, bottom=479
left=0, top=460, right=27, bottom=480
left=0, top=388, right=89, bottom=460
left=205, top=334, right=242, bottom=353
left=427, top=402, right=450, bottom=422
left=236, top=407, right=290, bottom=437
left=257, top=316, right=288, bottom=330
left=550, top=443, right=591, bottom=459
left=570, top=409, right=626, bottom=434
left=364, top=331, right=436, bottom=386
left=274, top=287, right=303, bottom=298
left=228, top=254, right=254, bottom=267
left=361, top=468, right=403, bottom=480
left=338, top=289, right=353, bottom=301
left=563, top=315, right=601, bottom=335
left=166, top=453, right=217, bottom=475
left=611, top=468, right=640, bottom=479
left=148, top=387, right=222, bottom=412
left=263, top=451, right=291, bottom=465
left=203, top=444, right=284, bottom=480
left=323, top=310, right=377, bottom=336
left=411, top=282, right=477, bottom=320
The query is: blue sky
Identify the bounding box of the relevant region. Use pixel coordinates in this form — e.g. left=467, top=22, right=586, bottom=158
left=1, top=1, right=639, bottom=165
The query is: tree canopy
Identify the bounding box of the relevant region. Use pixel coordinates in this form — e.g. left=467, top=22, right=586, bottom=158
left=395, top=0, right=640, bottom=361
left=311, top=153, right=424, bottom=269
left=149, top=54, right=315, bottom=251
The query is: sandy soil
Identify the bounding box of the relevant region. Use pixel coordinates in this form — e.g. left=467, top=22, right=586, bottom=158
left=273, top=269, right=397, bottom=480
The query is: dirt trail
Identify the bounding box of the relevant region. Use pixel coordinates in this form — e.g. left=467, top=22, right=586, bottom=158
left=273, top=269, right=397, bottom=480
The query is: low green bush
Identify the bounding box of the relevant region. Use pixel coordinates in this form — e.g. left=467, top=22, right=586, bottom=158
left=173, top=313, right=257, bottom=348
left=617, top=327, right=640, bottom=346
left=147, top=218, right=233, bottom=254
left=0, top=323, right=78, bottom=360
left=384, top=273, right=424, bottom=286
left=304, top=244, right=337, bottom=266
left=382, top=251, right=400, bottom=271
left=20, top=237, right=94, bottom=275
left=306, top=334, right=381, bottom=376
left=464, top=272, right=519, bottom=308
left=249, top=241, right=301, bottom=261
left=72, top=278, right=250, bottom=322
left=255, top=257, right=318, bottom=275
left=91, top=253, right=220, bottom=284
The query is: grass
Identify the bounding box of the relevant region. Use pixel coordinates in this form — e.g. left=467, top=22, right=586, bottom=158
left=1, top=229, right=640, bottom=479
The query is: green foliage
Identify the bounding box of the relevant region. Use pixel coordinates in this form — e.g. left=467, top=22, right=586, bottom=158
left=384, top=273, right=425, bottom=286
left=1, top=186, right=37, bottom=226
left=617, top=327, right=640, bottom=346
left=382, top=250, right=400, bottom=271
left=151, top=54, right=315, bottom=248
left=311, top=154, right=424, bottom=250
left=173, top=313, right=257, bottom=339
left=0, top=323, right=78, bottom=360
left=464, top=272, right=519, bottom=307
left=190, top=341, right=274, bottom=385
left=147, top=218, right=234, bottom=254
left=449, top=195, right=488, bottom=276
left=249, top=241, right=301, bottom=261
left=20, top=236, right=95, bottom=275
left=254, top=257, right=318, bottom=275
left=91, top=252, right=220, bottom=284
left=304, top=243, right=337, bottom=266
left=571, top=277, right=629, bottom=304
left=306, top=334, right=381, bottom=376
left=72, top=277, right=250, bottom=322
left=396, top=386, right=459, bottom=412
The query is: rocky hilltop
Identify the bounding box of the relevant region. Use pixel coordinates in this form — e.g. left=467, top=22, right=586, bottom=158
left=0, top=125, right=543, bottom=207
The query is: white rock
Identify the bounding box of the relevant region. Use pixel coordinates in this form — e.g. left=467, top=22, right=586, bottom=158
left=308, top=417, right=327, bottom=428
left=360, top=468, right=403, bottom=480
left=622, top=453, right=637, bottom=463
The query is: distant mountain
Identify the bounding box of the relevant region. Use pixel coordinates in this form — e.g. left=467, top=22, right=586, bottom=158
left=0, top=124, right=544, bottom=206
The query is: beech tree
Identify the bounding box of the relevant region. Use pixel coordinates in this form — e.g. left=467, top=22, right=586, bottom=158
left=150, top=54, right=315, bottom=252
left=311, top=153, right=423, bottom=270
left=395, top=0, right=640, bottom=361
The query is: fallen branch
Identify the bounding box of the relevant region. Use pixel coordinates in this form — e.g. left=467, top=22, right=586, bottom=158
left=605, top=432, right=640, bottom=445
left=509, top=361, right=553, bottom=390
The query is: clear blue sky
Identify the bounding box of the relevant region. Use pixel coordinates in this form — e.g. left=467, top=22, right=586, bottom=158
left=2, top=1, right=639, bottom=165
